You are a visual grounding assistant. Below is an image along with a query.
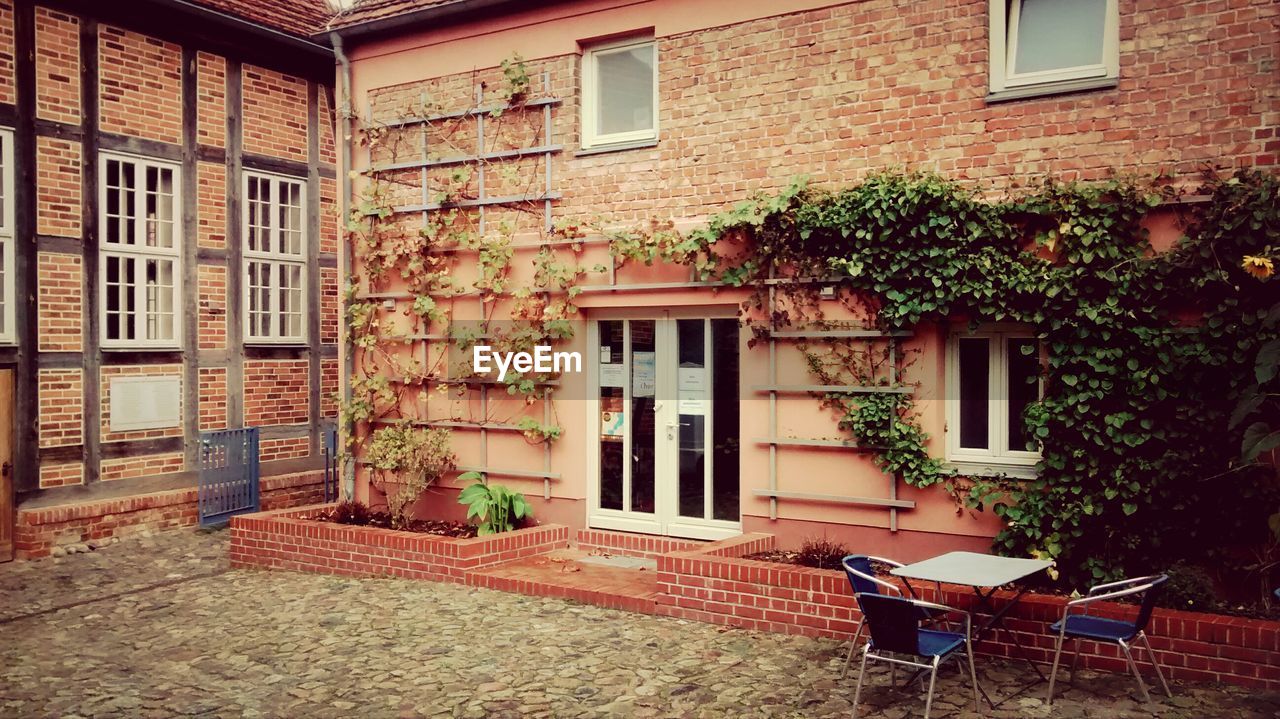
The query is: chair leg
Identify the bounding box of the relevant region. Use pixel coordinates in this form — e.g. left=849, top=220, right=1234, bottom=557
left=841, top=622, right=864, bottom=679
left=965, top=640, right=981, bottom=714
left=852, top=646, right=871, bottom=719
left=1070, top=637, right=1082, bottom=680
left=1119, top=639, right=1152, bottom=703
left=1138, top=632, right=1172, bottom=698
left=1046, top=632, right=1067, bottom=705
left=923, top=657, right=939, bottom=719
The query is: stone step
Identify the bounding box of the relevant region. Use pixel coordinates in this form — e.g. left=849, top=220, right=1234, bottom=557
left=466, top=548, right=661, bottom=615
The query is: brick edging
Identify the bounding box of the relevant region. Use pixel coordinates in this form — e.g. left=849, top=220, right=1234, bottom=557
left=230, top=503, right=569, bottom=582
left=656, top=533, right=1280, bottom=690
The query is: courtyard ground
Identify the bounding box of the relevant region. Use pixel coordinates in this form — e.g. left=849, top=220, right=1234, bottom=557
left=0, top=529, right=1276, bottom=718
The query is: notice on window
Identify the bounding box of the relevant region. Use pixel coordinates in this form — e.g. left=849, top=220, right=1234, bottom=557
left=677, top=393, right=708, bottom=416
left=599, top=363, right=625, bottom=388
left=599, top=345, right=612, bottom=363
left=601, top=410, right=625, bottom=438
left=678, top=367, right=706, bottom=392
left=633, top=352, right=656, bottom=397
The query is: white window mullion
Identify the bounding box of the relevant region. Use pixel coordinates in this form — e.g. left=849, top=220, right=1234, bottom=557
left=243, top=171, right=307, bottom=344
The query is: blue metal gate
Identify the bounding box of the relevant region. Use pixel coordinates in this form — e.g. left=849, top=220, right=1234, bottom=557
left=323, top=427, right=339, bottom=502
left=198, top=427, right=260, bottom=526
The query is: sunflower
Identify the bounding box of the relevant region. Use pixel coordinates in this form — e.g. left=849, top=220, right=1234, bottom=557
left=1242, top=255, right=1274, bottom=279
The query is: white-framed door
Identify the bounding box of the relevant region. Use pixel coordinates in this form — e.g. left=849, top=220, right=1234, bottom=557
left=586, top=310, right=741, bottom=540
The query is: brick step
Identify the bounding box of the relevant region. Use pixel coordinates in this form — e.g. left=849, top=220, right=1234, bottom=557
left=466, top=548, right=661, bottom=615
left=574, top=528, right=705, bottom=560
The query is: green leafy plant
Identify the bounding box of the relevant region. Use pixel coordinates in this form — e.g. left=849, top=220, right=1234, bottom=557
left=366, top=424, right=457, bottom=528
left=456, top=472, right=532, bottom=535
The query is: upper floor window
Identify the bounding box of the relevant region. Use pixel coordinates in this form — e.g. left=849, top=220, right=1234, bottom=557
left=0, top=128, right=13, bottom=344
left=946, top=327, right=1043, bottom=477
left=244, top=171, right=306, bottom=344
left=989, top=0, right=1119, bottom=99
left=100, top=153, right=181, bottom=348
left=581, top=37, right=657, bottom=150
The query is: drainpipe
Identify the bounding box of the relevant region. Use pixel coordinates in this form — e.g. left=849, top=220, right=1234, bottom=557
left=331, top=31, right=356, bottom=500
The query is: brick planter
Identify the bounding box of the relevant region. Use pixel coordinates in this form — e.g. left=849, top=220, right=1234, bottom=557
left=656, top=534, right=1280, bottom=690
left=230, top=503, right=569, bottom=583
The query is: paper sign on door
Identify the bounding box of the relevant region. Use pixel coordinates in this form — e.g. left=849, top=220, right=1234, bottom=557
left=678, top=367, right=706, bottom=392
left=633, top=352, right=656, bottom=397
left=599, top=363, right=624, bottom=388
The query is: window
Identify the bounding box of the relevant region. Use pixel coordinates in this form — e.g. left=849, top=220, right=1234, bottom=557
left=989, top=0, right=1118, bottom=98
left=946, top=327, right=1043, bottom=476
left=243, top=171, right=306, bottom=343
left=100, top=153, right=181, bottom=348
left=0, top=128, right=13, bottom=344
left=581, top=37, right=657, bottom=150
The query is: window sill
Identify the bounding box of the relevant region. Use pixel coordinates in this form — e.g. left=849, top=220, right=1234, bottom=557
left=946, top=460, right=1039, bottom=480
left=102, top=345, right=182, bottom=352
left=986, top=76, right=1118, bottom=104
left=575, top=138, right=659, bottom=158
left=245, top=340, right=309, bottom=348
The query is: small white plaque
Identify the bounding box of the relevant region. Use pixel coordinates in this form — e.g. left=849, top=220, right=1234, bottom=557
left=110, top=375, right=181, bottom=432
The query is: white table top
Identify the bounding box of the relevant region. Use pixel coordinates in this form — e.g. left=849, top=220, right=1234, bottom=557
left=890, top=551, right=1053, bottom=588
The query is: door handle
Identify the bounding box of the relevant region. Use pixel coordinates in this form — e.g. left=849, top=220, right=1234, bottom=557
left=666, top=422, right=689, bottom=440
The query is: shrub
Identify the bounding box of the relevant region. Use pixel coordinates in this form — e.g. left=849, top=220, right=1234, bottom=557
left=795, top=535, right=849, bottom=570
left=456, top=473, right=532, bottom=535
left=332, top=499, right=373, bottom=526
left=1161, top=563, right=1219, bottom=613
left=366, top=424, right=456, bottom=528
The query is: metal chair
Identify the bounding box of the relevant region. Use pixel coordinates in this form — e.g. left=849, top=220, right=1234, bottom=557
left=840, top=555, right=906, bottom=678
left=851, top=592, right=981, bottom=719
left=1046, top=574, right=1172, bottom=704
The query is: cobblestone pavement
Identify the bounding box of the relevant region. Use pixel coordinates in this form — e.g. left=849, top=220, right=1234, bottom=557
left=1, top=530, right=1277, bottom=718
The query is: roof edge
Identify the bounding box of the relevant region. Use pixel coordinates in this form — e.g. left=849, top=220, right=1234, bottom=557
left=157, top=0, right=335, bottom=55
left=320, top=0, right=563, bottom=43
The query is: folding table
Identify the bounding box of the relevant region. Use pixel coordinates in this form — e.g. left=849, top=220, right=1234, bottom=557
left=891, top=551, right=1052, bottom=706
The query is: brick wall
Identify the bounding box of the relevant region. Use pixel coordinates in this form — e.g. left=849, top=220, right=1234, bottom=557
left=242, top=64, right=308, bottom=161
left=38, top=461, right=83, bottom=489
left=196, top=161, right=226, bottom=249
left=198, top=367, right=228, bottom=430
left=370, top=0, right=1278, bottom=227
left=230, top=504, right=570, bottom=582
left=36, top=251, right=82, bottom=351
left=244, top=359, right=310, bottom=426
left=197, top=263, right=227, bottom=349
left=98, top=25, right=182, bottom=144
left=320, top=358, right=339, bottom=418
left=34, top=7, right=78, bottom=124
left=35, top=136, right=80, bottom=237
left=100, top=452, right=184, bottom=482
left=15, top=471, right=327, bottom=558
left=0, top=1, right=15, bottom=105
left=196, top=50, right=226, bottom=148
left=319, top=266, right=339, bottom=344
left=260, top=436, right=310, bottom=462
left=37, top=368, right=83, bottom=448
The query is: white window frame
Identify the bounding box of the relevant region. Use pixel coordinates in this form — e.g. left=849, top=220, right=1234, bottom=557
left=580, top=36, right=659, bottom=150
left=98, top=152, right=183, bottom=350
left=989, top=0, right=1119, bottom=95
left=945, top=326, right=1043, bottom=478
left=242, top=170, right=308, bottom=345
left=0, top=128, right=14, bottom=344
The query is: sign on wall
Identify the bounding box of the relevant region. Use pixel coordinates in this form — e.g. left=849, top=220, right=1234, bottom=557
left=109, top=375, right=181, bottom=432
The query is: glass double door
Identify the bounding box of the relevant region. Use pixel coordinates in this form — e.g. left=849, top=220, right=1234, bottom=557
left=590, top=316, right=740, bottom=540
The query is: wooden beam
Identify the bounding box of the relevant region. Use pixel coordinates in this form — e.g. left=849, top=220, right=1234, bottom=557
left=79, top=16, right=102, bottom=485
left=224, top=58, right=245, bottom=428
left=12, top=0, right=39, bottom=495
left=181, top=45, right=200, bottom=469
left=306, top=80, right=322, bottom=457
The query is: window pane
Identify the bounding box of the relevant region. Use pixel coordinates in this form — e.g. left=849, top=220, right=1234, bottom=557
left=710, top=318, right=740, bottom=521
left=248, top=176, right=270, bottom=253
left=677, top=319, right=705, bottom=519
left=629, top=319, right=655, bottom=514
left=280, top=181, right=303, bottom=256
left=280, top=263, right=303, bottom=339
left=1013, top=0, right=1106, bottom=74
left=144, top=258, right=175, bottom=341
left=958, top=337, right=990, bottom=450
left=247, top=260, right=272, bottom=338
left=597, top=320, right=625, bottom=511
left=596, top=43, right=655, bottom=136
left=1007, top=338, right=1040, bottom=452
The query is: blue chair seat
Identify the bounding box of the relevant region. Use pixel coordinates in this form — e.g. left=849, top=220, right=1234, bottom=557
left=1050, top=614, right=1137, bottom=642
left=871, top=628, right=965, bottom=658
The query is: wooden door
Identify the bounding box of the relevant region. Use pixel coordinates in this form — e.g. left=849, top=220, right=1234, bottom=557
left=0, top=369, right=13, bottom=562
